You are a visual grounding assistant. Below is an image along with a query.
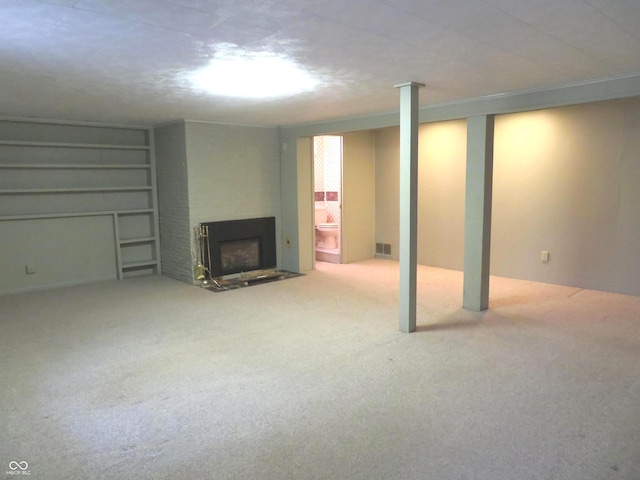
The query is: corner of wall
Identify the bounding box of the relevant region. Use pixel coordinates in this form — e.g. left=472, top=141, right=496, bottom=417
left=154, top=121, right=194, bottom=284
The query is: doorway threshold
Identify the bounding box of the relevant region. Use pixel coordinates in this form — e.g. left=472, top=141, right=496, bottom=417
left=316, top=249, right=340, bottom=264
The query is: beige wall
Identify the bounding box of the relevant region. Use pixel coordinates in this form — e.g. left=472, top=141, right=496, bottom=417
left=374, top=127, right=400, bottom=258
left=375, top=119, right=467, bottom=269
left=297, top=137, right=314, bottom=272
left=417, top=119, right=467, bottom=270
left=374, top=99, right=640, bottom=296
left=615, top=100, right=640, bottom=295
left=492, top=99, right=640, bottom=294
left=342, top=131, right=376, bottom=263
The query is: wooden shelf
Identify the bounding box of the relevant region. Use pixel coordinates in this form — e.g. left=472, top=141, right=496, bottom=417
left=0, top=186, right=152, bottom=194
left=0, top=209, right=153, bottom=222
left=122, top=260, right=158, bottom=269
left=119, top=236, right=156, bottom=245
left=0, top=163, right=150, bottom=169
left=0, top=140, right=149, bottom=150
left=117, top=209, right=155, bottom=216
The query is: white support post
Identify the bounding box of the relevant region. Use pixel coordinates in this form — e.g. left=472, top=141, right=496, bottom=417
left=463, top=114, right=495, bottom=311
left=395, top=82, right=424, bottom=333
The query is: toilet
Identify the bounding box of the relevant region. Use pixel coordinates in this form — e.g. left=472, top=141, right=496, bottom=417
left=314, top=206, right=339, bottom=249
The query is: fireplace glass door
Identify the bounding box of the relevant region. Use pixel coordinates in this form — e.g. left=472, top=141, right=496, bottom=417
left=219, top=237, right=261, bottom=275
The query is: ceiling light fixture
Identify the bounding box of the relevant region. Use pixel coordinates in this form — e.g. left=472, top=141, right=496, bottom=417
left=187, top=45, right=318, bottom=99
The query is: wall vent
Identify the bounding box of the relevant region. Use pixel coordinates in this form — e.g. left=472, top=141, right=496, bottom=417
left=376, top=243, right=392, bottom=256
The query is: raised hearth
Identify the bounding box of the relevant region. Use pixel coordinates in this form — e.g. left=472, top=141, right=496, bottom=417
left=204, top=269, right=303, bottom=292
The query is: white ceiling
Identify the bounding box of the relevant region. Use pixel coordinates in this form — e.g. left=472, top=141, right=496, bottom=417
left=2, top=0, right=640, bottom=127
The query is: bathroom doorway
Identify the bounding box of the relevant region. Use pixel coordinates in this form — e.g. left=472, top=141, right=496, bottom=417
left=313, top=135, right=342, bottom=264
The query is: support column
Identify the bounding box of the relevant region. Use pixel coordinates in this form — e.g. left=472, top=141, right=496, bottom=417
left=395, top=82, right=424, bottom=333
left=463, top=114, right=495, bottom=311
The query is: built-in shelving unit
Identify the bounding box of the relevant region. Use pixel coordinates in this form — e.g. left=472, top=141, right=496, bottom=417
left=0, top=187, right=153, bottom=194
left=0, top=117, right=161, bottom=292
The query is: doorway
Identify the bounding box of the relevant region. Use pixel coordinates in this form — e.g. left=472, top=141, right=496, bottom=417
left=313, top=135, right=342, bottom=264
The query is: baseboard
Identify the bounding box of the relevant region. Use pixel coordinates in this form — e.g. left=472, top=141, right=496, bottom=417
left=0, top=275, right=118, bottom=296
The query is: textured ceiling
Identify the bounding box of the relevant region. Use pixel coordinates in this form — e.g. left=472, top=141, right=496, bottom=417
left=1, top=0, right=640, bottom=127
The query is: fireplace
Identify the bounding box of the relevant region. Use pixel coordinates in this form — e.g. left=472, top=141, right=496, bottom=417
left=201, top=217, right=276, bottom=278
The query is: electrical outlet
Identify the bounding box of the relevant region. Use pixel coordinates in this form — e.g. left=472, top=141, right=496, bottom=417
left=541, top=251, right=549, bottom=262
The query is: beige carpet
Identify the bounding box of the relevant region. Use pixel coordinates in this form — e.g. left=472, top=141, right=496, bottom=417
left=1, top=259, right=639, bottom=479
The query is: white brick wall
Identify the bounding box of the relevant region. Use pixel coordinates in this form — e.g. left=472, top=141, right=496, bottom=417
left=185, top=121, right=282, bottom=265
left=154, top=121, right=282, bottom=284
left=155, top=122, right=193, bottom=283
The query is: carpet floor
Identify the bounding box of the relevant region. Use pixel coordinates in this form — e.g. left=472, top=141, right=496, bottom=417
left=1, top=259, right=639, bottom=480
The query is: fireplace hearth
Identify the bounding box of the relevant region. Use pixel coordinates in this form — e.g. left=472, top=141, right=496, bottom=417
left=200, top=217, right=277, bottom=279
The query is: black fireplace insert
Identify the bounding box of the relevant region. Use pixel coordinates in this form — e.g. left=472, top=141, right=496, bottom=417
left=201, top=217, right=276, bottom=277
